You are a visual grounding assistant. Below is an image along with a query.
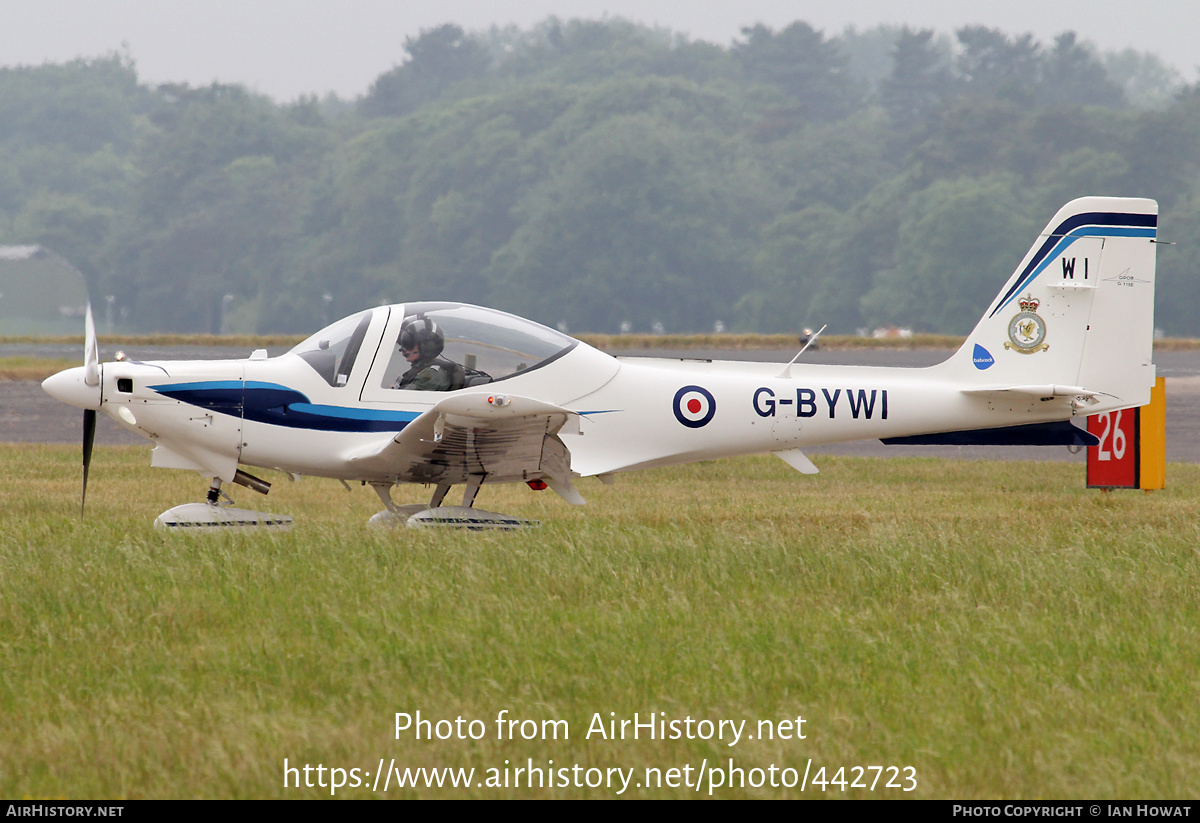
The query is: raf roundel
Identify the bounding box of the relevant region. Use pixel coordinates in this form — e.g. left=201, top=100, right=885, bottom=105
left=673, top=385, right=716, bottom=428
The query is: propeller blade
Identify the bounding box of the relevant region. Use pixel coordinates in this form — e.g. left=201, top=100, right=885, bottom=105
left=83, top=301, right=99, bottom=387
left=82, top=409, right=96, bottom=518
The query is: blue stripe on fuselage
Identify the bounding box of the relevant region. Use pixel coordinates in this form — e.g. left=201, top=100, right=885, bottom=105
left=148, top=380, right=420, bottom=433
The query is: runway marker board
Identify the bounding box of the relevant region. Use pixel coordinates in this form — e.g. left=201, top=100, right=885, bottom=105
left=1087, top=377, right=1166, bottom=490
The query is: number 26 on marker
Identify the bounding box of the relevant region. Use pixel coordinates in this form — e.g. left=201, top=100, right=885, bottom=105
left=1094, top=411, right=1126, bottom=461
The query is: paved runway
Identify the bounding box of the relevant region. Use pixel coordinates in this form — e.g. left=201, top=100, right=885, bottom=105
left=6, top=346, right=1198, bottom=463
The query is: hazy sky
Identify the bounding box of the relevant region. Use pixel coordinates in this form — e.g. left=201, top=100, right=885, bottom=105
left=2, top=0, right=1197, bottom=100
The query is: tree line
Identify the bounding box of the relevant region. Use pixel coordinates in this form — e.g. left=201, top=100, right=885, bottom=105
left=1, top=18, right=1198, bottom=336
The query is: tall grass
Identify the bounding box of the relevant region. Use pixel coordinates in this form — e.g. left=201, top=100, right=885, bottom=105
left=2, top=445, right=1197, bottom=798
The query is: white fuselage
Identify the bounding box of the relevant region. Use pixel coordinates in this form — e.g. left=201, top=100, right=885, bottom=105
left=562, top=353, right=1074, bottom=476
left=84, top=339, right=1077, bottom=487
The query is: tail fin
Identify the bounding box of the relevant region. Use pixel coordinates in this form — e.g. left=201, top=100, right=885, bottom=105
left=944, top=196, right=1158, bottom=412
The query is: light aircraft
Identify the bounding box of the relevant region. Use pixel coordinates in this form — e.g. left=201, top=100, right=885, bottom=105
left=42, top=196, right=1159, bottom=528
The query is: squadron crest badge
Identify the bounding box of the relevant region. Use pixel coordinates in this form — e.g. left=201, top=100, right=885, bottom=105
left=1005, top=294, right=1048, bottom=354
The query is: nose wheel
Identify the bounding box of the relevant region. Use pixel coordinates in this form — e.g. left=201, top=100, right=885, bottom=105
left=205, top=479, right=235, bottom=506
left=153, top=477, right=292, bottom=530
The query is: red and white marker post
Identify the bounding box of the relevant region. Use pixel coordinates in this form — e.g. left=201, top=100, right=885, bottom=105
left=1086, top=377, right=1166, bottom=491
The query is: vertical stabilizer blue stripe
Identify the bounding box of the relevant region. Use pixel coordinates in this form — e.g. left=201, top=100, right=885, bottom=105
left=988, top=214, right=1156, bottom=317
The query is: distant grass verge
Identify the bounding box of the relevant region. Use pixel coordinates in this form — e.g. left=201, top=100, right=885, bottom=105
left=0, top=333, right=306, bottom=348
left=0, top=356, right=76, bottom=381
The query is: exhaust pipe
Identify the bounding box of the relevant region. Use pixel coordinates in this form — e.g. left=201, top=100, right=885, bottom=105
left=233, top=469, right=271, bottom=496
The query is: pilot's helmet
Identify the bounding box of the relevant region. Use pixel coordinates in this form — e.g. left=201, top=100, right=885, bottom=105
left=398, top=315, right=444, bottom=359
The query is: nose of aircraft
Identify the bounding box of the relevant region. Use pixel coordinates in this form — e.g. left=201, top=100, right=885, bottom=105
left=42, top=366, right=102, bottom=410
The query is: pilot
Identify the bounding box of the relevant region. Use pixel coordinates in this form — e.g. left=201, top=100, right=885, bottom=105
left=392, top=316, right=464, bottom=391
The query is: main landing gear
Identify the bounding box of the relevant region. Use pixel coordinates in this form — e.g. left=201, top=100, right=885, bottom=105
left=367, top=476, right=536, bottom=530
left=152, top=472, right=536, bottom=531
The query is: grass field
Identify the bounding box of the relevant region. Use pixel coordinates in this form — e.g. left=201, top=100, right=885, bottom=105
left=2, top=445, right=1198, bottom=798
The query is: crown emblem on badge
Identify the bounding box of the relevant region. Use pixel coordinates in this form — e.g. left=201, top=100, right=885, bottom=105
left=1005, top=293, right=1048, bottom=354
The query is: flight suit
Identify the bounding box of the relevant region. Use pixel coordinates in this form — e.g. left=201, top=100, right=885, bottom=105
left=394, top=356, right=459, bottom=391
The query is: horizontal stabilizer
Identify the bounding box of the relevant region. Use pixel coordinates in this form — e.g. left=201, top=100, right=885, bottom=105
left=963, top=385, right=1098, bottom=398
left=882, top=421, right=1098, bottom=447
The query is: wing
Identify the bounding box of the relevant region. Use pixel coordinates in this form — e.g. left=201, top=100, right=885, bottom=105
left=343, top=392, right=585, bottom=504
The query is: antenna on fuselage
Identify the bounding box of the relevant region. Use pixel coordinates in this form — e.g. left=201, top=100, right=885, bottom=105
left=777, top=324, right=826, bottom=379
